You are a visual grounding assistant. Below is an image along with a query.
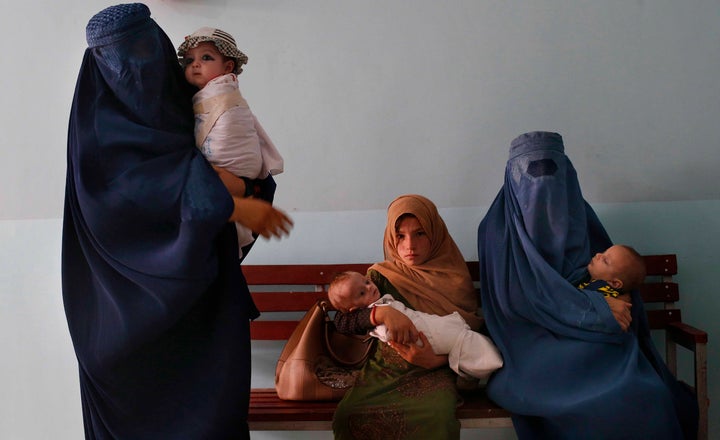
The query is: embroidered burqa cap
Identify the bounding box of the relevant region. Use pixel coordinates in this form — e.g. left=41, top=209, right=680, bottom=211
left=86, top=2, right=150, bottom=47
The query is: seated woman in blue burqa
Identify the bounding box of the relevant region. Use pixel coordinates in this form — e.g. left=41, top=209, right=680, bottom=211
left=477, top=131, right=698, bottom=439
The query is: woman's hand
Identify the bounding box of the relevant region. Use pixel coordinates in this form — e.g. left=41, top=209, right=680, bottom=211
left=390, top=332, right=447, bottom=369
left=213, top=166, right=246, bottom=199
left=373, top=306, right=418, bottom=344
left=605, top=296, right=632, bottom=331
left=230, top=197, right=293, bottom=239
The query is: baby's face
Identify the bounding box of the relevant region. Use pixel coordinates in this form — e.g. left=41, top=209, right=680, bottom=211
left=332, top=272, right=381, bottom=313
left=587, top=245, right=630, bottom=282
left=182, top=42, right=233, bottom=89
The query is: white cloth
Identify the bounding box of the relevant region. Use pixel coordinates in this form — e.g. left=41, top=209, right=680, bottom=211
left=193, top=74, right=284, bottom=178
left=370, top=295, right=503, bottom=380
left=192, top=73, right=284, bottom=254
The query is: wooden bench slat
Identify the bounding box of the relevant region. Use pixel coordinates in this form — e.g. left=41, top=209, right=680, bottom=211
left=245, top=258, right=675, bottom=284
left=251, top=305, right=685, bottom=337
left=251, top=292, right=328, bottom=312
left=249, top=284, right=678, bottom=315
left=248, top=389, right=512, bottom=424
left=647, top=309, right=682, bottom=329
left=250, top=321, right=299, bottom=340
left=639, top=282, right=679, bottom=303
left=643, top=254, right=677, bottom=276
left=244, top=264, right=372, bottom=285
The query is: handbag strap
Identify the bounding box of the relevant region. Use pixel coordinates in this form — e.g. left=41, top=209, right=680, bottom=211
left=320, top=300, right=373, bottom=368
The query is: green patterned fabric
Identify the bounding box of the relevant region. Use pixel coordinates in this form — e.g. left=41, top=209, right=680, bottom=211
left=332, top=271, right=461, bottom=440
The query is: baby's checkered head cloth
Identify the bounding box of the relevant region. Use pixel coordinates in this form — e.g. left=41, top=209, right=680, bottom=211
left=177, top=27, right=248, bottom=74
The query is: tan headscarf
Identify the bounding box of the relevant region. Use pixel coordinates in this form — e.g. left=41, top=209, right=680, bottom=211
left=370, top=195, right=481, bottom=330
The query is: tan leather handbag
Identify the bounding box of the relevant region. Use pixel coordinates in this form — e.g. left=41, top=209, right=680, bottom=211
left=275, top=300, right=373, bottom=401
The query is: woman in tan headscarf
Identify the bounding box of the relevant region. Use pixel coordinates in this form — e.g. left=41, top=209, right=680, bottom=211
left=333, top=194, right=481, bottom=440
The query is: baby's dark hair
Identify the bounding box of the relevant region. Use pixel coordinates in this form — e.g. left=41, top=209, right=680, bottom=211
left=327, top=271, right=355, bottom=311
left=617, top=245, right=646, bottom=291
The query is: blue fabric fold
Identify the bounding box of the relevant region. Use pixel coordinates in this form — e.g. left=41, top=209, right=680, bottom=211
left=478, top=131, right=697, bottom=439
left=62, top=4, right=253, bottom=438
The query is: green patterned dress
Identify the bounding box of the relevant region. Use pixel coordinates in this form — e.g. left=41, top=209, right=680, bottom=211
left=332, top=271, right=461, bottom=440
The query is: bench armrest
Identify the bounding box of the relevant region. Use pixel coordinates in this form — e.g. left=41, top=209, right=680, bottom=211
left=665, top=321, right=709, bottom=440
left=666, top=321, right=708, bottom=350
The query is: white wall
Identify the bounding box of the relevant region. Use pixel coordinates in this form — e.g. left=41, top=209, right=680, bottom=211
left=1, top=0, right=718, bottom=439
left=2, top=0, right=720, bottom=219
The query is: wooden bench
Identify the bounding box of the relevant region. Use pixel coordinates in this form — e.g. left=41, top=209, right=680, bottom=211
left=244, top=255, right=708, bottom=438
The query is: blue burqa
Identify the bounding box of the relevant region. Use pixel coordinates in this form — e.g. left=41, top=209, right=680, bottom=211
left=62, top=4, right=255, bottom=438
left=477, top=132, right=697, bottom=439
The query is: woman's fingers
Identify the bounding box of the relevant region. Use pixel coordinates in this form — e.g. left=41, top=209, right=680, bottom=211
left=606, top=296, right=632, bottom=331
left=256, top=207, right=293, bottom=238
left=390, top=332, right=446, bottom=369
left=230, top=198, right=293, bottom=239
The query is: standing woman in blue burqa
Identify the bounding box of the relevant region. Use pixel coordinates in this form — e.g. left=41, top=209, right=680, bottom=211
left=477, top=131, right=697, bottom=439
left=62, top=4, right=292, bottom=439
